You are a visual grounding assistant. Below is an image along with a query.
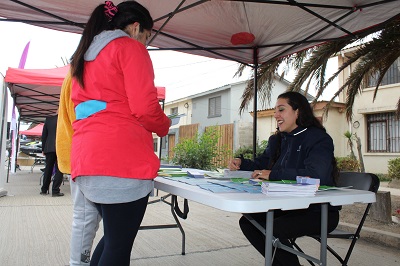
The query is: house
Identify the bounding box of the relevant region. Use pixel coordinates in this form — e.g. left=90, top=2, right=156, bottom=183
left=336, top=48, right=400, bottom=174
left=155, top=77, right=290, bottom=161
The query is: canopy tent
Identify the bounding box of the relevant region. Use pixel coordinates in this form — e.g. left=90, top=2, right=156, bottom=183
left=1, top=0, right=399, bottom=154
left=4, top=65, right=166, bottom=124
left=19, top=123, right=43, bottom=136
left=0, top=0, right=399, bottom=65
left=5, top=65, right=69, bottom=124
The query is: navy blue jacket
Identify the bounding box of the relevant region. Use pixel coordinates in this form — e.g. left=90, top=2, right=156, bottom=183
left=240, top=126, right=335, bottom=186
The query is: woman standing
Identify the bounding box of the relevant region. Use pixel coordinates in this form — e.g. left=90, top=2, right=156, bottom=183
left=228, top=91, right=340, bottom=265
left=69, top=1, right=170, bottom=265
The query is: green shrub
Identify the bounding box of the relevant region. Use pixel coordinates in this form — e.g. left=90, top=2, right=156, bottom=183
left=171, top=126, right=230, bottom=170
left=388, top=157, right=400, bottom=180
left=233, top=140, right=268, bottom=160
left=376, top=173, right=391, bottom=182
left=336, top=156, right=359, bottom=172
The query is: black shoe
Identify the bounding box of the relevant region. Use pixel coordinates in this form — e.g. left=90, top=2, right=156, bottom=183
left=40, top=191, right=48, bottom=195
left=52, top=192, right=64, bottom=197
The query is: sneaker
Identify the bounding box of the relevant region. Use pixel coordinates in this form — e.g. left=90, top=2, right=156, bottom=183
left=52, top=192, right=64, bottom=197
left=40, top=191, right=48, bottom=195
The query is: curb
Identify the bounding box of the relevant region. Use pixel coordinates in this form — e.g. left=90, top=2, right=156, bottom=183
left=337, top=222, right=400, bottom=249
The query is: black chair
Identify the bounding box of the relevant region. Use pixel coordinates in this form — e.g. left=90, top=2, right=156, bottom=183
left=290, top=171, right=380, bottom=266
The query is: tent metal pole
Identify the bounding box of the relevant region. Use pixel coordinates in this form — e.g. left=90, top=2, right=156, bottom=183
left=159, top=99, right=165, bottom=160
left=15, top=118, right=21, bottom=173
left=252, top=47, right=258, bottom=161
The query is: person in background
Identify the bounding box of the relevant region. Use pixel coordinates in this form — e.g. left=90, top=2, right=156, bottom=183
left=69, top=1, right=170, bottom=265
left=40, top=113, right=64, bottom=197
left=56, top=71, right=101, bottom=266
left=228, top=91, right=340, bottom=266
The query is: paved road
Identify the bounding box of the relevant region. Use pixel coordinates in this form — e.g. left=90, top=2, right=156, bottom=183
left=0, top=168, right=399, bottom=266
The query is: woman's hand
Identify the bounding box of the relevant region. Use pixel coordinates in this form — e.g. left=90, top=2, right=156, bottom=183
left=228, top=158, right=241, bottom=170
left=251, top=169, right=271, bottom=180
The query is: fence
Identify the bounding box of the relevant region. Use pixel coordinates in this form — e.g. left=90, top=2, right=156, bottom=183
left=176, top=123, right=233, bottom=168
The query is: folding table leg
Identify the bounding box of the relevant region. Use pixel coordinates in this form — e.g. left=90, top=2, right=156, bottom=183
left=320, top=203, right=328, bottom=265
left=265, top=211, right=274, bottom=266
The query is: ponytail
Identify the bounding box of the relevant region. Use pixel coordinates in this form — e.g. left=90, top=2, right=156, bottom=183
left=71, top=4, right=111, bottom=87
left=70, top=1, right=153, bottom=88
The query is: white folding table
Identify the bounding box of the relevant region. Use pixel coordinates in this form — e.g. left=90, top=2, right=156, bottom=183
left=154, top=176, right=376, bottom=266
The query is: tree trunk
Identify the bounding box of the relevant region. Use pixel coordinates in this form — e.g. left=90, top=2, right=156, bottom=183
left=349, top=139, right=357, bottom=160
left=355, top=134, right=365, bottom=173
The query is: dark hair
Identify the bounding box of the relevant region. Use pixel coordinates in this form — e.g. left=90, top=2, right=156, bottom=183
left=270, top=91, right=339, bottom=183
left=278, top=91, right=324, bottom=130
left=70, top=1, right=153, bottom=87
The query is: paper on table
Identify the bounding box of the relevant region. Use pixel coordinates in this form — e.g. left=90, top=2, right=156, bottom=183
left=296, top=176, right=320, bottom=187
left=223, top=169, right=253, bottom=179
left=261, top=182, right=318, bottom=196
left=186, top=170, right=205, bottom=178
left=158, top=170, right=188, bottom=177
left=204, top=171, right=229, bottom=179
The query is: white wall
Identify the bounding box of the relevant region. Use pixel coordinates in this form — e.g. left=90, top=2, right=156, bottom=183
left=191, top=87, right=231, bottom=127
left=337, top=53, right=400, bottom=174
left=351, top=85, right=399, bottom=173
left=229, top=79, right=289, bottom=125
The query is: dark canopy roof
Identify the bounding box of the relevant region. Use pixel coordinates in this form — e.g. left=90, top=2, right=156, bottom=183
left=0, top=0, right=399, bottom=65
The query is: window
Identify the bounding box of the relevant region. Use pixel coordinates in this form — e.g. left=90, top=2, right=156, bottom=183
left=367, top=59, right=400, bottom=87
left=171, top=107, right=178, bottom=115
left=161, top=136, right=167, bottom=149
left=367, top=112, right=400, bottom=152
left=153, top=138, right=158, bottom=152
left=208, top=96, right=221, bottom=117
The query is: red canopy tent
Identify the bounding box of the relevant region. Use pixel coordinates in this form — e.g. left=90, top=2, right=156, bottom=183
left=5, top=65, right=166, bottom=123
left=5, top=65, right=69, bottom=123
left=19, top=123, right=44, bottom=136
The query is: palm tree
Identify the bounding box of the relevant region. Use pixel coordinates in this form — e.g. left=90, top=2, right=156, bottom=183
left=344, top=131, right=356, bottom=161
left=236, top=16, right=400, bottom=121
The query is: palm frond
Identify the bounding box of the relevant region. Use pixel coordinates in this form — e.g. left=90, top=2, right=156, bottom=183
left=239, top=58, right=283, bottom=113
left=397, top=97, right=400, bottom=119
left=288, top=40, right=350, bottom=92
left=234, top=63, right=249, bottom=78
left=237, top=16, right=400, bottom=119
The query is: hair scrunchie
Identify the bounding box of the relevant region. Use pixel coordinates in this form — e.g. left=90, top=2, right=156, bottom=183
left=104, top=1, right=118, bottom=21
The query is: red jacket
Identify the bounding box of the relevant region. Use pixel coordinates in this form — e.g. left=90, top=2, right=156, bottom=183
left=71, top=36, right=170, bottom=180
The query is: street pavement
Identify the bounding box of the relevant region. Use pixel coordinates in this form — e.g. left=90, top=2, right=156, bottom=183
left=0, top=167, right=399, bottom=266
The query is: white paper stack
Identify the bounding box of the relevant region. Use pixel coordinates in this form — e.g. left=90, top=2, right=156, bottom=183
left=261, top=182, right=319, bottom=196
left=223, top=169, right=253, bottom=179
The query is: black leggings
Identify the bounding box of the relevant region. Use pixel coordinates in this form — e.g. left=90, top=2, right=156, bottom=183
left=90, top=195, right=149, bottom=266
left=239, top=208, right=339, bottom=266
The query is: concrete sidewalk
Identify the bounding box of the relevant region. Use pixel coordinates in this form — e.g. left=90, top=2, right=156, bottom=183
left=0, top=168, right=399, bottom=266
left=379, top=181, right=400, bottom=196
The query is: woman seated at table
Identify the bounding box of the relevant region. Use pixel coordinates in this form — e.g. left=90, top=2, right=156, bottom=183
left=228, top=91, right=340, bottom=266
